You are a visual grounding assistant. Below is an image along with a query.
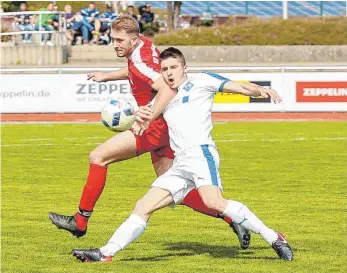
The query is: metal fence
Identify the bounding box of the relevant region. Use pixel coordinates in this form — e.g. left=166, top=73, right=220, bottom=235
left=0, top=11, right=67, bottom=45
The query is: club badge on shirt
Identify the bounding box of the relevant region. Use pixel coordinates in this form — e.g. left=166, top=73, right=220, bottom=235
left=183, top=82, right=193, bottom=92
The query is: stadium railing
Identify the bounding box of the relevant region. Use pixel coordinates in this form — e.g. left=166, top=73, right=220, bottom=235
left=0, top=11, right=67, bottom=45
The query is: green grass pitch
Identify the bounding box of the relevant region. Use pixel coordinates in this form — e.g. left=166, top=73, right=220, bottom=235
left=1, top=121, right=346, bottom=273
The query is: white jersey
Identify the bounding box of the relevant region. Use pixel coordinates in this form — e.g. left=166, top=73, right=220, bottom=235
left=163, top=72, right=230, bottom=156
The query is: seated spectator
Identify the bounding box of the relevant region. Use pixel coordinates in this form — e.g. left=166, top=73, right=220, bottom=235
left=14, top=2, right=34, bottom=43
left=35, top=2, right=55, bottom=46
left=52, top=4, right=60, bottom=30
left=99, top=4, right=117, bottom=45
left=126, top=5, right=143, bottom=32
left=139, top=3, right=154, bottom=24
left=72, top=1, right=101, bottom=45
left=62, top=4, right=76, bottom=41
left=126, top=5, right=138, bottom=20
left=106, top=1, right=127, bottom=14
left=138, top=3, right=159, bottom=35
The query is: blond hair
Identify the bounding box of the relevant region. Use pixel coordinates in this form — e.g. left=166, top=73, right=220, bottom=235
left=111, top=14, right=139, bottom=36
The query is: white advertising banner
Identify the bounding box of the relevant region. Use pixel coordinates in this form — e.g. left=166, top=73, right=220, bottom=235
left=0, top=74, right=133, bottom=113
left=282, top=72, right=347, bottom=112
left=0, top=71, right=346, bottom=113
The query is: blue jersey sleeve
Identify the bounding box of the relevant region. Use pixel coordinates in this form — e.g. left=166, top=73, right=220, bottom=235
left=201, top=72, right=231, bottom=93
left=80, top=8, right=89, bottom=17
left=93, top=9, right=100, bottom=18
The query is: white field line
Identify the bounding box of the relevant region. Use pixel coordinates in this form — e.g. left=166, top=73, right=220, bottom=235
left=1, top=143, right=103, bottom=147
left=18, top=136, right=106, bottom=141
left=217, top=137, right=347, bottom=142
left=20, top=138, right=50, bottom=141
left=2, top=137, right=346, bottom=147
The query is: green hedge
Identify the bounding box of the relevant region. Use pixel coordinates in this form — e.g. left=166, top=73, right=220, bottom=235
left=154, top=17, right=347, bottom=45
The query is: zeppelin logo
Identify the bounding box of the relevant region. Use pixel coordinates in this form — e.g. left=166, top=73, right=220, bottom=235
left=296, top=82, right=347, bottom=102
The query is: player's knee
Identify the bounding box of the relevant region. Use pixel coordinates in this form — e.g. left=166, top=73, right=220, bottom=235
left=89, top=150, right=106, bottom=166
left=201, top=195, right=225, bottom=213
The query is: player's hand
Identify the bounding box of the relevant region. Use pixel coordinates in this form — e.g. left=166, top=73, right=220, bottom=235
left=135, top=104, right=154, bottom=123
left=259, top=88, right=282, bottom=104
left=132, top=121, right=149, bottom=136
left=87, top=72, right=107, bottom=82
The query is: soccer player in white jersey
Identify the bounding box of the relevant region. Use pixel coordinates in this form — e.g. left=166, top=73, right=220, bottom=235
left=71, top=47, right=293, bottom=263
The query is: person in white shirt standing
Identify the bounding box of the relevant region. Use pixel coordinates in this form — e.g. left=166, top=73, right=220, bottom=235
left=71, top=47, right=293, bottom=263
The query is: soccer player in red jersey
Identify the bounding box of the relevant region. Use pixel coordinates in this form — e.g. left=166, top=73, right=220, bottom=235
left=49, top=15, right=250, bottom=249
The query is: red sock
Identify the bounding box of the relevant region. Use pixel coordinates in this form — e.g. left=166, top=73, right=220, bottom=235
left=75, top=164, right=108, bottom=230
left=180, top=189, right=232, bottom=225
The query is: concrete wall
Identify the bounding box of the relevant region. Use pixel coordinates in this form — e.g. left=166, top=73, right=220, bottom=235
left=2, top=44, right=347, bottom=65
left=69, top=45, right=347, bottom=64
left=1, top=43, right=68, bottom=66
left=177, top=45, right=347, bottom=63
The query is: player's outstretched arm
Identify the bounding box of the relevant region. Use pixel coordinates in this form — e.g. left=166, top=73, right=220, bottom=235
left=150, top=76, right=177, bottom=119
left=137, top=76, right=176, bottom=123
left=87, top=67, right=129, bottom=82
left=222, top=81, right=282, bottom=104
left=133, top=76, right=176, bottom=135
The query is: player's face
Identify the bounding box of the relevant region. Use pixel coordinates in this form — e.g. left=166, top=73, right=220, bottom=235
left=111, top=30, right=138, bottom=58
left=160, top=58, right=187, bottom=89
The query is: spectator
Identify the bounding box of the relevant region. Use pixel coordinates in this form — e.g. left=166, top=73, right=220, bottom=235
left=139, top=3, right=154, bottom=24
left=126, top=5, right=143, bottom=32
left=14, top=2, right=34, bottom=43
left=62, top=4, right=76, bottom=41
left=72, top=2, right=101, bottom=45
left=106, top=1, right=127, bottom=14
left=52, top=4, right=60, bottom=30
left=126, top=5, right=137, bottom=20
left=99, top=4, right=117, bottom=45
left=35, top=2, right=55, bottom=46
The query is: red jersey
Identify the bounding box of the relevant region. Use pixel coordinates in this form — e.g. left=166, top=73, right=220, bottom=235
left=128, top=36, right=161, bottom=106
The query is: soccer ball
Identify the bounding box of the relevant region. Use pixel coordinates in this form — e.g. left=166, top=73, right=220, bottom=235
left=101, top=99, right=136, bottom=132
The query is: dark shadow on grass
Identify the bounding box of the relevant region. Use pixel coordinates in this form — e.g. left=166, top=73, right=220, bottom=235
left=120, top=252, right=195, bottom=262
left=120, top=242, right=277, bottom=262
left=166, top=242, right=277, bottom=260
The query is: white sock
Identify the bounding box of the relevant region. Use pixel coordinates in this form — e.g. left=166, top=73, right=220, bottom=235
left=100, top=214, right=147, bottom=256
left=224, top=200, right=278, bottom=245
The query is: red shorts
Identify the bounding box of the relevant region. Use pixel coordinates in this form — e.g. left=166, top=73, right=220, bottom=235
left=132, top=117, right=174, bottom=164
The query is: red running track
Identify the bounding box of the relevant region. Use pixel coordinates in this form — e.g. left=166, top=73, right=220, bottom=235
left=1, top=112, right=346, bottom=122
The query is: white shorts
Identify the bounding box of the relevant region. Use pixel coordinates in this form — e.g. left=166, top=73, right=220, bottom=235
left=151, top=145, right=223, bottom=205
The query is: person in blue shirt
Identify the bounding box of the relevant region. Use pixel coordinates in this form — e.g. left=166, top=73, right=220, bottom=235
left=72, top=1, right=101, bottom=45
left=15, top=2, right=34, bottom=43
left=99, top=4, right=117, bottom=44
left=139, top=3, right=154, bottom=24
